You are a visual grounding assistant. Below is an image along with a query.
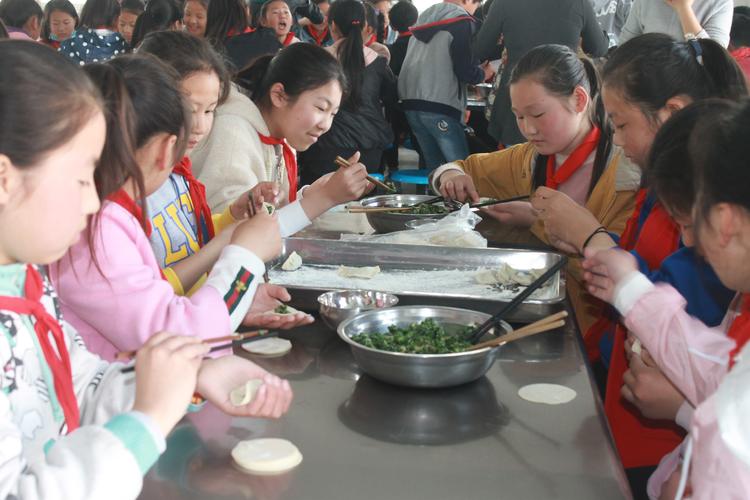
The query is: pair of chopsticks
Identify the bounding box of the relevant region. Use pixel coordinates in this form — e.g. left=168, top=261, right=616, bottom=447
left=467, top=256, right=568, bottom=344
left=247, top=191, right=270, bottom=283
left=467, top=194, right=530, bottom=210
left=467, top=310, right=568, bottom=351
left=118, top=330, right=276, bottom=373
left=334, top=156, right=394, bottom=192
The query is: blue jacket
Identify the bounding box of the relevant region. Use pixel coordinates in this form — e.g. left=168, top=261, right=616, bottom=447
left=59, top=29, right=128, bottom=65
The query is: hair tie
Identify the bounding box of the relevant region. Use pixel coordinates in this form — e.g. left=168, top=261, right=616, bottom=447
left=688, top=38, right=704, bottom=66
left=351, top=20, right=361, bottom=25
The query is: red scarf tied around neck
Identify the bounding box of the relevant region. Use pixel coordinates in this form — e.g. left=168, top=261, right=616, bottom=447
left=257, top=133, right=298, bottom=201
left=173, top=156, right=215, bottom=246
left=545, top=125, right=600, bottom=190
left=0, top=266, right=80, bottom=432
left=728, top=294, right=750, bottom=368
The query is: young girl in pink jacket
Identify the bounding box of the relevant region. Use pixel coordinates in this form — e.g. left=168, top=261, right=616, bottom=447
left=584, top=98, right=750, bottom=498
left=52, top=54, right=309, bottom=361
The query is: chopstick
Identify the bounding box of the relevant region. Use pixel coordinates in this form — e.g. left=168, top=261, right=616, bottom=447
left=467, top=256, right=568, bottom=344
left=119, top=330, right=278, bottom=374
left=468, top=195, right=531, bottom=210
left=467, top=310, right=568, bottom=351
left=335, top=156, right=395, bottom=192
left=116, top=330, right=269, bottom=361
left=247, top=192, right=270, bottom=283
left=346, top=206, right=415, bottom=213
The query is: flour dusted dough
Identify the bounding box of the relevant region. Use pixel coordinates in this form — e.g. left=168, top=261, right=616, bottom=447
left=241, top=338, right=292, bottom=357
left=631, top=339, right=643, bottom=356
left=337, top=265, right=381, bottom=279
left=474, top=263, right=545, bottom=286
left=230, top=379, right=263, bottom=406
left=281, top=251, right=302, bottom=271
left=231, top=438, right=303, bottom=475
left=518, top=383, right=577, bottom=405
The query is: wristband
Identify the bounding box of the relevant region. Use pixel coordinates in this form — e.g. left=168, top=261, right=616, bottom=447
left=581, top=226, right=608, bottom=254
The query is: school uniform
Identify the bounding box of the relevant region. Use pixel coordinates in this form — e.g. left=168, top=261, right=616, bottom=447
left=297, top=24, right=333, bottom=47
left=0, top=263, right=165, bottom=498
left=52, top=192, right=264, bottom=361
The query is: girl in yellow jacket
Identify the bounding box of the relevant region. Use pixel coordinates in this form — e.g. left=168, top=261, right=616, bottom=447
left=431, top=44, right=641, bottom=332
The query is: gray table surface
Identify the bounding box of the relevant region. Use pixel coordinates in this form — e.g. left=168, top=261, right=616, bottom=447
left=139, top=305, right=630, bottom=500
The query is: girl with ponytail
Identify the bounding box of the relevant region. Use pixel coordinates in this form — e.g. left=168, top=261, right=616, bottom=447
left=433, top=43, right=640, bottom=334
left=297, top=0, right=396, bottom=184
left=129, top=0, right=182, bottom=48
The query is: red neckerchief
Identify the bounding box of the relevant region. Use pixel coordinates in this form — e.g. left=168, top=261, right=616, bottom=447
left=617, top=188, right=647, bottom=250
left=728, top=294, right=750, bottom=368
left=172, top=156, right=215, bottom=246
left=226, top=26, right=255, bottom=37
left=282, top=32, right=295, bottom=46
left=545, top=126, right=600, bottom=190
left=305, top=25, right=329, bottom=46
left=731, top=47, right=750, bottom=60
left=107, top=189, right=167, bottom=280
left=397, top=30, right=412, bottom=39
left=631, top=201, right=680, bottom=271
left=365, top=34, right=376, bottom=47
left=257, top=133, right=298, bottom=201
left=409, top=15, right=474, bottom=33
left=0, top=266, right=80, bottom=432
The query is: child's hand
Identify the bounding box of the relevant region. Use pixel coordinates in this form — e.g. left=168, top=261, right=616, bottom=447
left=230, top=211, right=282, bottom=262
left=242, top=283, right=314, bottom=329
left=532, top=187, right=610, bottom=252
left=480, top=201, right=537, bottom=227
left=622, top=354, right=685, bottom=421
left=197, top=355, right=293, bottom=418
left=230, top=182, right=281, bottom=220
left=481, top=61, right=495, bottom=82
left=582, top=248, right=638, bottom=304
left=132, top=332, right=209, bottom=437
left=316, top=152, right=373, bottom=205
left=439, top=173, right=480, bottom=203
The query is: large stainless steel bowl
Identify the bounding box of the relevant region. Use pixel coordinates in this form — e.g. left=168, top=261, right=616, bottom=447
left=337, top=306, right=511, bottom=388
left=359, top=194, right=450, bottom=233
left=318, top=290, right=399, bottom=331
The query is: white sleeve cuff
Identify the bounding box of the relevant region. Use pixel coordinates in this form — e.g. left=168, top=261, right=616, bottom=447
left=613, top=271, right=655, bottom=317
left=675, top=401, right=694, bottom=431
left=126, top=411, right=167, bottom=453
left=278, top=200, right=312, bottom=237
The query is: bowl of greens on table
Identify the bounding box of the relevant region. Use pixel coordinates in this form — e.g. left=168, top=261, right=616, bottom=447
left=358, top=194, right=453, bottom=233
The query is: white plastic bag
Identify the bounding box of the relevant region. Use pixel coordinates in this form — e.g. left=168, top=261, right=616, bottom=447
left=340, top=205, right=487, bottom=248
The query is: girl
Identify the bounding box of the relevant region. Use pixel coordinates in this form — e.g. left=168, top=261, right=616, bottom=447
left=582, top=98, right=750, bottom=498
left=41, top=0, right=78, bottom=48
left=0, top=40, right=291, bottom=498
left=531, top=33, right=747, bottom=483
left=191, top=42, right=374, bottom=225
left=204, top=0, right=251, bottom=48
left=297, top=0, right=332, bottom=47
left=130, top=0, right=182, bottom=48
left=184, top=0, right=208, bottom=38
left=116, top=0, right=144, bottom=46
left=258, top=0, right=299, bottom=46
left=298, top=0, right=396, bottom=184
left=53, top=54, right=306, bottom=361
left=0, top=0, right=42, bottom=40
left=433, top=44, right=640, bottom=334
left=59, top=0, right=128, bottom=64
left=363, top=1, right=389, bottom=62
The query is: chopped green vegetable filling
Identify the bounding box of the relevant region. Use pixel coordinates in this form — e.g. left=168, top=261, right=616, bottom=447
left=391, top=203, right=449, bottom=215
left=351, top=319, right=473, bottom=354
left=274, top=304, right=290, bottom=314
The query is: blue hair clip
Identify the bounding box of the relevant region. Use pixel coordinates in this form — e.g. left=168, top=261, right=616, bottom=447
left=688, top=38, right=704, bottom=66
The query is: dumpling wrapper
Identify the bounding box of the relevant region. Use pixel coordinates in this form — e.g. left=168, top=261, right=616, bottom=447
left=262, top=202, right=275, bottom=215
left=272, top=304, right=299, bottom=315
left=281, top=251, right=302, bottom=271
left=337, top=265, right=381, bottom=279
left=231, top=438, right=303, bottom=475
left=631, top=338, right=643, bottom=356
left=242, top=337, right=292, bottom=358
left=518, top=383, right=577, bottom=405
left=230, top=379, right=263, bottom=406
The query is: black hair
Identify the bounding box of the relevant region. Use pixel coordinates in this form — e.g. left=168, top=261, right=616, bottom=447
left=388, top=0, right=416, bottom=33
left=139, top=30, right=231, bottom=105
left=235, top=42, right=346, bottom=109
left=329, top=0, right=365, bottom=107
left=690, top=98, right=750, bottom=230
left=648, top=99, right=735, bottom=217
left=259, top=0, right=290, bottom=23
left=79, top=0, right=119, bottom=29
left=731, top=13, right=750, bottom=49
left=0, top=0, right=42, bottom=29
left=41, top=0, right=78, bottom=42
left=120, top=0, right=145, bottom=16
left=510, top=44, right=612, bottom=198
left=204, top=0, right=246, bottom=46
left=129, top=0, right=181, bottom=48
left=603, top=33, right=748, bottom=123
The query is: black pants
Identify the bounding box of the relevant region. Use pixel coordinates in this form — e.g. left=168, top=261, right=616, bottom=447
left=298, top=144, right=383, bottom=186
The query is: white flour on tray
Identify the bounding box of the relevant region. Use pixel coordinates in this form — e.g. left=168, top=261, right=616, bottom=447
left=268, top=264, right=555, bottom=301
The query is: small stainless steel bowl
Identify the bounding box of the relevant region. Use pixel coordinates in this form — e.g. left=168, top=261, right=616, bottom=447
left=337, top=306, right=511, bottom=388
left=360, top=194, right=450, bottom=233
left=318, top=290, right=399, bottom=331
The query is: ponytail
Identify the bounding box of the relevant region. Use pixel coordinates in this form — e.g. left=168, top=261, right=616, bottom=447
left=129, top=0, right=182, bottom=48
left=204, top=0, right=247, bottom=48
left=511, top=44, right=612, bottom=198
left=330, top=0, right=366, bottom=108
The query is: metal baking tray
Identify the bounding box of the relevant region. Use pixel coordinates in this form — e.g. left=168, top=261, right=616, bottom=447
left=268, top=239, right=566, bottom=322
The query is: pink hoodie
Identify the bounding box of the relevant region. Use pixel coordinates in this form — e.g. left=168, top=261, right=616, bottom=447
left=53, top=201, right=265, bottom=360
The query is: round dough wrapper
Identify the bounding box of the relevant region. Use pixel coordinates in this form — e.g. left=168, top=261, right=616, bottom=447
left=242, top=337, right=292, bottom=358
left=518, top=383, right=577, bottom=405
left=231, top=438, right=302, bottom=475
left=230, top=379, right=263, bottom=406
left=272, top=304, right=299, bottom=315
left=262, top=202, right=275, bottom=215
left=281, top=251, right=302, bottom=271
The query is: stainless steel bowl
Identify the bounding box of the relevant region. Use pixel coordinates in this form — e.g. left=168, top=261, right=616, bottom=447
left=337, top=306, right=511, bottom=388
left=359, top=194, right=450, bottom=233
left=318, top=290, right=399, bottom=331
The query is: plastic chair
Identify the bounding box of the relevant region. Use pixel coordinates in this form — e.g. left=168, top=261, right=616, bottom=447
left=389, top=169, right=432, bottom=194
